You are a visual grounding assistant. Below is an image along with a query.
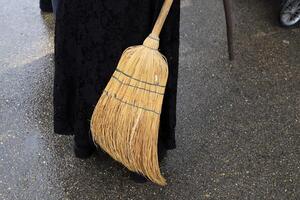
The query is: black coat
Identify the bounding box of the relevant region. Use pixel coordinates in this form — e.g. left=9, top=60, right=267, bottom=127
left=54, top=0, right=180, bottom=151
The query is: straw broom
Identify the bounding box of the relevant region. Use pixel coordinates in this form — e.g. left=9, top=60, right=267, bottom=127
left=90, top=0, right=174, bottom=186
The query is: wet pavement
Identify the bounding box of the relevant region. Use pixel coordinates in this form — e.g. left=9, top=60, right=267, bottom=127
left=0, top=0, right=299, bottom=199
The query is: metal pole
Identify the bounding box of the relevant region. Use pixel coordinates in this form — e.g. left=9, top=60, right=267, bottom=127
left=223, top=0, right=234, bottom=60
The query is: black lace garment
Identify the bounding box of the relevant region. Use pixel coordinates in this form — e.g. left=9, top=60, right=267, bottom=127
left=54, top=0, right=180, bottom=151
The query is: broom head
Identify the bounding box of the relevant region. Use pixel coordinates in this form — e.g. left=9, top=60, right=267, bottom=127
left=91, top=35, right=168, bottom=186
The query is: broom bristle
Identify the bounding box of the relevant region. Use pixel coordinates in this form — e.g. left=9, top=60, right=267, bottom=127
left=91, top=36, right=169, bottom=186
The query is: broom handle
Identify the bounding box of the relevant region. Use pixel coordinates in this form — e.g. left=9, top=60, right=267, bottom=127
left=151, top=0, right=174, bottom=38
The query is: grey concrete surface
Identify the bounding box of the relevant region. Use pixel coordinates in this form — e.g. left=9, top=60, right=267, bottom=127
left=0, top=0, right=299, bottom=199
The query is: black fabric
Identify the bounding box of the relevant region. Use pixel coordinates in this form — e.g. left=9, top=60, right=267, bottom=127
left=54, top=0, right=180, bottom=151
left=40, top=0, right=53, bottom=12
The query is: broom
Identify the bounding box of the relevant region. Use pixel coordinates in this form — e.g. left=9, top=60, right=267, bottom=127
left=90, top=0, right=174, bottom=186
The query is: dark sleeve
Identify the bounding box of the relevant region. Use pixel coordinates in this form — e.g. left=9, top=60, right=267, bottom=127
left=53, top=0, right=78, bottom=134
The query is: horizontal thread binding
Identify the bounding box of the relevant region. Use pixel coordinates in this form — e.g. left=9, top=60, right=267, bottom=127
left=103, top=90, right=160, bottom=115
left=111, top=75, right=164, bottom=95
left=115, top=69, right=165, bottom=88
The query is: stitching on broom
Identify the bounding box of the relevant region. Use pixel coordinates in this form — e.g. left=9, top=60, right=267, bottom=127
left=115, top=69, right=165, bottom=88
left=148, top=35, right=160, bottom=41
left=111, top=76, right=164, bottom=95
left=142, top=45, right=158, bottom=50
left=103, top=90, right=160, bottom=115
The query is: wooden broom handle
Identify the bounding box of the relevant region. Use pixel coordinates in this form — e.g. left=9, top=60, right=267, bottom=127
left=151, top=0, right=174, bottom=38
